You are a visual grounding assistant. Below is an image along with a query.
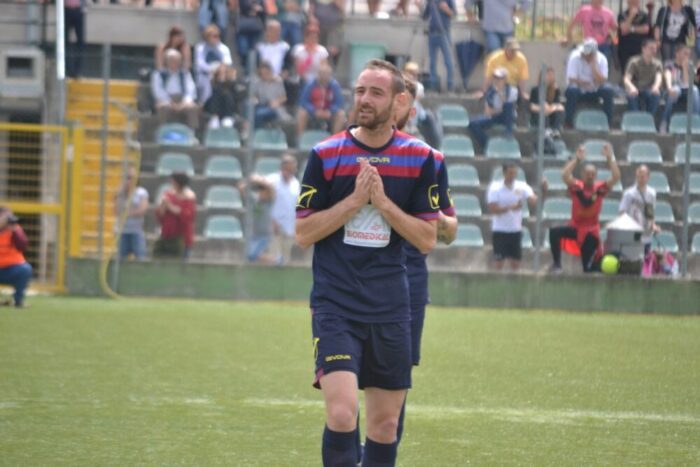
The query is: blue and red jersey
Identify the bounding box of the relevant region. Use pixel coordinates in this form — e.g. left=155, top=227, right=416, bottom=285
left=404, top=150, right=455, bottom=310
left=297, top=127, right=439, bottom=323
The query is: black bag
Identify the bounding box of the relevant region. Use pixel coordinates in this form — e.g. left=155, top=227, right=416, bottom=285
left=153, top=236, right=185, bottom=258
left=237, top=15, right=264, bottom=34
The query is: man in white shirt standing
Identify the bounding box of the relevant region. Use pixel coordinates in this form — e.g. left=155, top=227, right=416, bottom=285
left=256, top=20, right=291, bottom=78
left=151, top=49, right=199, bottom=129
left=619, top=164, right=659, bottom=254
left=564, top=37, right=615, bottom=128
left=486, top=163, right=539, bottom=270
left=267, top=154, right=301, bottom=264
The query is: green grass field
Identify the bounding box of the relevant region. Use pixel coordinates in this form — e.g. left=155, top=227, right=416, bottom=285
left=1, top=297, right=699, bottom=466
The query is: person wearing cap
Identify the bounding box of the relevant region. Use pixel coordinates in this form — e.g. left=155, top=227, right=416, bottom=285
left=483, top=38, right=530, bottom=100
left=564, top=37, right=614, bottom=128
left=468, top=66, right=518, bottom=151
left=623, top=38, right=663, bottom=118
left=0, top=207, right=32, bottom=308
left=564, top=0, right=617, bottom=64
left=464, top=0, right=530, bottom=53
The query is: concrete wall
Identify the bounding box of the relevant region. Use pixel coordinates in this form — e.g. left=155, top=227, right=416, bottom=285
left=66, top=258, right=700, bottom=315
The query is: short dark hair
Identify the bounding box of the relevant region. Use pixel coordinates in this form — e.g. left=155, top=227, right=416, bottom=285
left=171, top=171, right=190, bottom=188
left=402, top=73, right=418, bottom=100
left=258, top=60, right=273, bottom=72
left=641, top=38, right=656, bottom=49
left=502, top=162, right=517, bottom=172
left=363, top=59, right=406, bottom=95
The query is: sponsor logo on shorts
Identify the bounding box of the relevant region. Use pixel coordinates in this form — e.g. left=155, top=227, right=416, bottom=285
left=325, top=354, right=352, bottom=362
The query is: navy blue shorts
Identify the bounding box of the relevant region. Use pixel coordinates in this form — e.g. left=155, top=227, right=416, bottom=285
left=410, top=306, right=426, bottom=366
left=311, top=311, right=412, bottom=391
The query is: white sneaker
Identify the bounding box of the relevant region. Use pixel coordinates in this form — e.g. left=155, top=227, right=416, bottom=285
left=221, top=117, right=234, bottom=128
left=208, top=116, right=220, bottom=129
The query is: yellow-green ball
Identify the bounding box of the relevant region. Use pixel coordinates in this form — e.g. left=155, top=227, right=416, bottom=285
left=601, top=254, right=619, bottom=274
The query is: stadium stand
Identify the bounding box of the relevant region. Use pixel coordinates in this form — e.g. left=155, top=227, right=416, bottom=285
left=204, top=127, right=242, bottom=149
left=620, top=111, right=657, bottom=133
left=669, top=113, right=700, bottom=135
left=437, top=104, right=470, bottom=130
left=204, top=155, right=243, bottom=180
left=627, top=141, right=663, bottom=164
left=441, top=134, right=475, bottom=158
left=156, top=123, right=197, bottom=146
left=204, top=186, right=243, bottom=210
left=204, top=215, right=244, bottom=240
left=156, top=153, right=195, bottom=176
left=486, top=136, right=521, bottom=159
left=452, top=194, right=482, bottom=218
left=452, top=223, right=484, bottom=248
left=448, top=164, right=480, bottom=189
left=574, top=109, right=609, bottom=132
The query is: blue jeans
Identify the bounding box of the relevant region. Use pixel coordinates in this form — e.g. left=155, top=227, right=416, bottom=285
left=468, top=102, right=515, bottom=150
left=564, top=85, right=614, bottom=126
left=484, top=30, right=512, bottom=54
left=119, top=232, right=146, bottom=260
left=598, top=43, right=613, bottom=68
left=247, top=235, right=271, bottom=262
left=254, top=105, right=278, bottom=128
left=428, top=33, right=454, bottom=92
left=281, top=20, right=303, bottom=47
left=237, top=31, right=262, bottom=72
left=0, top=262, right=32, bottom=306
left=661, top=85, right=700, bottom=127
left=627, top=89, right=661, bottom=116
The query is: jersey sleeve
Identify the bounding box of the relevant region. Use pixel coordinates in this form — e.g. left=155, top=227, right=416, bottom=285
left=436, top=159, right=455, bottom=217
left=408, top=153, right=439, bottom=221
left=596, top=180, right=610, bottom=198
left=296, top=150, right=330, bottom=219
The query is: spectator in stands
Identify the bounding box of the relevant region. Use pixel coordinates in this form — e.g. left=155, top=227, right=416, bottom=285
left=156, top=27, right=192, bottom=71
left=483, top=38, right=529, bottom=100
left=308, top=0, right=344, bottom=65
left=549, top=144, right=620, bottom=274
left=564, top=38, right=614, bottom=129
left=660, top=44, right=700, bottom=133
left=151, top=49, right=199, bottom=130
left=195, top=24, right=233, bottom=106
left=204, top=61, right=238, bottom=129
left=292, top=23, right=329, bottom=84
left=423, top=0, right=455, bottom=93
left=256, top=20, right=291, bottom=77
left=468, top=67, right=517, bottom=151
left=403, top=62, right=442, bottom=148
left=565, top=0, right=616, bottom=65
left=238, top=174, right=277, bottom=264
left=114, top=167, right=149, bottom=261
left=529, top=66, right=564, bottom=132
left=486, top=163, right=539, bottom=270
left=654, top=0, right=695, bottom=63
left=64, top=0, right=85, bottom=78
left=267, top=154, right=300, bottom=264
left=154, top=172, right=197, bottom=259
left=198, top=0, right=230, bottom=41
left=235, top=0, right=267, bottom=72
left=279, top=0, right=305, bottom=46
left=252, top=61, right=292, bottom=127
left=465, top=0, right=529, bottom=53
left=624, top=39, right=662, bottom=117
left=0, top=207, right=32, bottom=308
left=617, top=0, right=651, bottom=74
left=297, top=62, right=346, bottom=135
left=619, top=164, right=659, bottom=254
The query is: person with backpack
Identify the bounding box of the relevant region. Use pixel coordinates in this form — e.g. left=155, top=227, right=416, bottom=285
left=151, top=49, right=199, bottom=130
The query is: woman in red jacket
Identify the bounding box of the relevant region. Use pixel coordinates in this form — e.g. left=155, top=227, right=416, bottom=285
left=0, top=207, right=32, bottom=307
left=154, top=172, right=197, bottom=259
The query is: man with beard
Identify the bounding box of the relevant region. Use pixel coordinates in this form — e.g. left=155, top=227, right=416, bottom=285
left=296, top=59, right=439, bottom=467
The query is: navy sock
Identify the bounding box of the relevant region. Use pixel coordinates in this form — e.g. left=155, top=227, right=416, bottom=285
left=322, top=425, right=357, bottom=467
left=395, top=398, right=406, bottom=446
left=361, top=437, right=397, bottom=467
left=355, top=413, right=363, bottom=464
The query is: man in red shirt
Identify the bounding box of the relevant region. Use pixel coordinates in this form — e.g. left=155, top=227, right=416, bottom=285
left=549, top=144, right=620, bottom=273
left=0, top=207, right=32, bottom=307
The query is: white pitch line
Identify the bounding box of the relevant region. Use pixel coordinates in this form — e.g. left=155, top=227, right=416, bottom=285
left=241, top=398, right=700, bottom=425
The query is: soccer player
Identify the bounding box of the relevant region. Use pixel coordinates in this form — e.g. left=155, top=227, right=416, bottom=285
left=296, top=59, right=440, bottom=467
left=549, top=144, right=620, bottom=273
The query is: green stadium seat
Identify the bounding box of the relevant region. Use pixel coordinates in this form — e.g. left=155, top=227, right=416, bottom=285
left=674, top=143, right=700, bottom=164
left=452, top=193, right=482, bottom=217
left=298, top=129, right=330, bottom=152
left=437, top=104, right=470, bottom=129
left=597, top=169, right=622, bottom=192
left=204, top=155, right=243, bottom=179
left=621, top=111, right=656, bottom=133
left=600, top=198, right=620, bottom=222
left=648, top=171, right=670, bottom=194
left=575, top=109, right=609, bottom=132
left=543, top=197, right=571, bottom=221
left=156, top=123, right=197, bottom=146
left=688, top=201, right=700, bottom=224
left=204, top=185, right=243, bottom=210
left=582, top=139, right=614, bottom=162
left=627, top=141, right=663, bottom=164
left=490, top=166, right=527, bottom=183
left=689, top=172, right=700, bottom=194
left=254, top=156, right=280, bottom=176
left=486, top=136, right=521, bottom=159
left=204, top=215, right=244, bottom=240
left=553, top=139, right=572, bottom=160
left=543, top=167, right=566, bottom=191
left=204, top=127, right=241, bottom=149
left=452, top=223, right=484, bottom=247
left=669, top=113, right=700, bottom=134
left=691, top=233, right=700, bottom=253
left=655, top=200, right=675, bottom=223
left=440, top=134, right=475, bottom=158
left=156, top=152, right=195, bottom=176
left=521, top=228, right=533, bottom=249
left=349, top=43, right=386, bottom=87
left=655, top=231, right=678, bottom=253
left=253, top=128, right=288, bottom=150
left=448, top=164, right=480, bottom=188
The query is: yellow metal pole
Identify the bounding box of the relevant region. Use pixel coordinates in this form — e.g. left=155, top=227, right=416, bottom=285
left=56, top=127, right=69, bottom=291
left=69, top=127, right=84, bottom=257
